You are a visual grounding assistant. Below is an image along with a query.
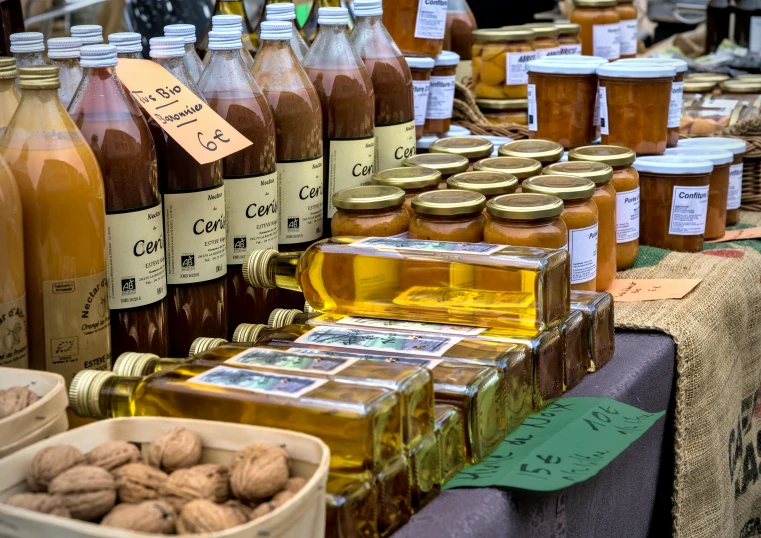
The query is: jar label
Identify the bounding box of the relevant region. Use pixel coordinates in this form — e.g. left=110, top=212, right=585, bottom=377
left=668, top=81, right=684, bottom=129
left=188, top=365, right=327, bottom=399
left=598, top=86, right=608, bottom=134
left=527, top=83, right=538, bottom=131
left=505, top=51, right=537, bottom=85
left=106, top=203, right=167, bottom=309
left=43, top=272, right=111, bottom=382
left=616, top=187, right=640, bottom=243
left=224, top=171, right=278, bottom=264
left=619, top=20, right=638, bottom=56
left=278, top=156, right=324, bottom=244
left=414, top=0, right=448, bottom=40
left=375, top=121, right=417, bottom=171
left=537, top=47, right=563, bottom=58
left=164, top=184, right=227, bottom=285
left=226, top=347, right=359, bottom=375
left=349, top=236, right=505, bottom=255
left=569, top=223, right=598, bottom=285
left=559, top=44, right=582, bottom=55
left=728, top=163, right=743, bottom=210
left=289, top=347, right=445, bottom=370
left=669, top=185, right=709, bottom=236
left=0, top=294, right=27, bottom=369
left=328, top=314, right=488, bottom=335
left=592, top=23, right=620, bottom=60
left=413, top=80, right=431, bottom=127
left=426, top=75, right=457, bottom=119
left=327, top=136, right=377, bottom=217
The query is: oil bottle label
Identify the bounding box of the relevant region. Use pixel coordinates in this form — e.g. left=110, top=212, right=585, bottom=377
left=226, top=347, right=359, bottom=375
left=350, top=236, right=504, bottom=255
left=287, top=346, right=445, bottom=369
left=393, top=286, right=534, bottom=310
left=225, top=171, right=278, bottom=263
left=106, top=203, right=167, bottom=310
left=0, top=294, right=27, bottom=368
left=327, top=137, right=376, bottom=217
left=43, top=272, right=111, bottom=382
left=324, top=314, right=487, bottom=336
left=375, top=121, right=416, bottom=172
left=164, top=184, right=227, bottom=285
left=278, top=156, right=324, bottom=244
left=367, top=355, right=444, bottom=370
left=188, top=365, right=327, bottom=399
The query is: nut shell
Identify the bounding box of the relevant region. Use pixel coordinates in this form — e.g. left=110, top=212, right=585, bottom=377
left=220, top=500, right=250, bottom=526
left=48, top=465, right=117, bottom=521
left=177, top=499, right=241, bottom=534
left=285, top=476, right=306, bottom=493
left=230, top=444, right=289, bottom=502
left=27, top=445, right=86, bottom=492
left=147, top=427, right=203, bottom=472
left=0, top=386, right=39, bottom=419
left=86, top=441, right=142, bottom=471
left=4, top=493, right=71, bottom=518
left=101, top=500, right=177, bottom=534
left=114, top=462, right=169, bottom=504
left=159, top=463, right=230, bottom=509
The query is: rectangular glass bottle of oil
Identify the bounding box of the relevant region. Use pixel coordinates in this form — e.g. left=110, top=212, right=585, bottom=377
left=435, top=404, right=466, bottom=485
left=570, top=290, right=615, bottom=371
left=561, top=310, right=590, bottom=392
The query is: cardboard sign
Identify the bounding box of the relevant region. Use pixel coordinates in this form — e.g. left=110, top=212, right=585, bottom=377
left=706, top=226, right=761, bottom=243
left=115, top=59, right=251, bottom=165
left=605, top=278, right=701, bottom=302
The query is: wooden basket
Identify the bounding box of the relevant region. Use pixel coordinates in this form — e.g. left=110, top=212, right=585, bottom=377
left=452, top=79, right=530, bottom=140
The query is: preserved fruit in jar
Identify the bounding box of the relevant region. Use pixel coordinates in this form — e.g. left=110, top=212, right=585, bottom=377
left=484, top=193, right=567, bottom=249
left=447, top=171, right=518, bottom=201
left=409, top=189, right=487, bottom=242
left=615, top=0, right=638, bottom=58
left=383, top=0, right=448, bottom=57
left=571, top=0, right=620, bottom=60
left=472, top=27, right=536, bottom=100
left=331, top=185, right=410, bottom=237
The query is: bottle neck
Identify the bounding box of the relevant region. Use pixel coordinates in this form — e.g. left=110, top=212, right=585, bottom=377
left=274, top=252, right=302, bottom=291
left=0, top=78, right=16, bottom=95
left=100, top=376, right=142, bottom=419
left=154, top=56, right=204, bottom=99
left=354, top=15, right=382, bottom=29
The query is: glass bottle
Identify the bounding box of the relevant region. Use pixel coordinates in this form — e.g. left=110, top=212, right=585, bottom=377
left=202, top=15, right=255, bottom=71
left=200, top=0, right=260, bottom=60
left=9, top=33, right=47, bottom=68
left=570, top=290, right=615, bottom=371
left=0, top=59, right=20, bottom=130
left=149, top=37, right=227, bottom=356
left=435, top=404, right=465, bottom=484
left=303, top=7, right=375, bottom=232
left=351, top=0, right=416, bottom=172
left=108, top=32, right=144, bottom=59
left=265, top=2, right=310, bottom=62
left=444, top=0, right=477, bottom=60
left=71, top=25, right=103, bottom=45
left=47, top=37, right=83, bottom=108
left=68, top=45, right=170, bottom=359
left=164, top=24, right=204, bottom=83
left=198, top=29, right=279, bottom=332
left=1, top=66, right=110, bottom=380
left=302, top=0, right=355, bottom=44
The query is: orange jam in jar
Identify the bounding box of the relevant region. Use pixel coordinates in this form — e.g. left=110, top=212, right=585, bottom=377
left=476, top=98, right=528, bottom=125
left=571, top=0, right=620, bottom=60
left=407, top=56, right=436, bottom=140
left=474, top=156, right=543, bottom=183
left=409, top=189, right=488, bottom=241
left=430, top=136, right=494, bottom=163
left=383, top=0, right=448, bottom=58
left=484, top=193, right=567, bottom=248
left=498, top=139, right=564, bottom=165
left=424, top=51, right=460, bottom=136
left=331, top=185, right=411, bottom=238
left=615, top=0, right=638, bottom=58
left=556, top=23, right=583, bottom=55
left=523, top=24, right=561, bottom=57
left=372, top=166, right=442, bottom=216
left=404, top=152, right=470, bottom=185
left=472, top=27, right=536, bottom=100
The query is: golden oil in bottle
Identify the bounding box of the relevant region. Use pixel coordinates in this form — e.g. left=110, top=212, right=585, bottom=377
left=326, top=474, right=379, bottom=538
left=570, top=290, right=615, bottom=371
left=435, top=404, right=466, bottom=485
left=561, top=310, right=589, bottom=391
left=409, top=433, right=441, bottom=510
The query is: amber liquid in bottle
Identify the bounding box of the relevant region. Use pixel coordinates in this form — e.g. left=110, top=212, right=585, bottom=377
left=0, top=60, right=20, bottom=130
left=199, top=0, right=260, bottom=59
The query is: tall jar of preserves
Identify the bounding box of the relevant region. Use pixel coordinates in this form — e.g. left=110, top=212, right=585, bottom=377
left=409, top=189, right=487, bottom=241
left=571, top=0, right=620, bottom=60
left=472, top=27, right=536, bottom=100
left=424, top=51, right=459, bottom=135
left=556, top=23, right=583, bottom=55
left=616, top=0, right=638, bottom=59
left=383, top=0, right=448, bottom=57
left=484, top=193, right=568, bottom=248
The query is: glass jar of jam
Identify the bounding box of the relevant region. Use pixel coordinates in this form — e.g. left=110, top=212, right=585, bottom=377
left=473, top=156, right=543, bottom=183
left=568, top=145, right=639, bottom=270
left=616, top=0, right=638, bottom=58
left=543, top=161, right=616, bottom=291
left=633, top=156, right=713, bottom=252
left=484, top=192, right=568, bottom=248
left=476, top=98, right=528, bottom=125
left=597, top=62, right=675, bottom=155
left=409, top=189, right=488, bottom=241
left=556, top=23, right=583, bottom=55
left=430, top=136, right=493, bottom=163
left=331, top=185, right=411, bottom=237
left=522, top=174, right=599, bottom=291
left=447, top=170, right=518, bottom=201
left=523, top=24, right=561, bottom=57
left=404, top=152, right=469, bottom=185
left=498, top=139, right=564, bottom=165
left=383, top=0, right=448, bottom=58
left=372, top=166, right=442, bottom=216
left=472, top=27, right=536, bottom=100
left=571, top=0, right=621, bottom=60
left=424, top=51, right=460, bottom=136
left=407, top=56, right=436, bottom=140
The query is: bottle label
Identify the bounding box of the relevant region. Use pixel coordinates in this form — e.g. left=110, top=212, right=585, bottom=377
left=728, top=163, right=743, bottom=210
left=349, top=236, right=504, bottom=255
left=619, top=19, right=638, bottom=56
left=668, top=82, right=684, bottom=129
left=616, top=187, right=640, bottom=243
left=426, top=75, right=457, bottom=120
left=0, top=294, right=27, bottom=369
left=106, top=203, right=167, bottom=310
left=414, top=0, right=448, bottom=40
left=294, top=325, right=462, bottom=357
left=43, top=272, right=111, bottom=382
left=393, top=286, right=534, bottom=311
left=278, top=156, right=324, bottom=244
left=226, top=347, right=359, bottom=375
left=505, top=52, right=537, bottom=85
left=164, top=185, right=227, bottom=285
left=328, top=314, right=487, bottom=335
left=598, top=86, right=609, bottom=135
left=527, top=83, right=538, bottom=132
left=289, top=346, right=446, bottom=369
left=413, top=80, right=432, bottom=127
left=225, top=171, right=278, bottom=263
left=375, top=121, right=416, bottom=172
left=188, top=365, right=327, bottom=399
left=569, top=223, right=598, bottom=285
left=559, top=44, right=582, bottom=55
left=593, top=23, right=620, bottom=60
left=537, top=47, right=563, bottom=58
left=669, top=185, right=709, bottom=236
left=327, top=137, right=376, bottom=217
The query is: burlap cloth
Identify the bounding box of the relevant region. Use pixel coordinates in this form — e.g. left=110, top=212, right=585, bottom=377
left=614, top=211, right=761, bottom=537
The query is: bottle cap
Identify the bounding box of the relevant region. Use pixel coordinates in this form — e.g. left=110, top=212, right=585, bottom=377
left=80, top=44, right=118, bottom=68
left=354, top=0, right=383, bottom=16
left=108, top=32, right=143, bottom=54
left=304, top=301, right=317, bottom=314
left=242, top=249, right=279, bottom=288
left=568, top=145, right=636, bottom=167
left=447, top=171, right=518, bottom=196
left=522, top=174, right=596, bottom=200
left=10, top=32, right=44, bottom=53
left=260, top=21, right=292, bottom=41
left=543, top=161, right=614, bottom=183
left=0, top=58, right=17, bottom=80
left=333, top=185, right=406, bottom=211
left=188, top=337, right=228, bottom=356
left=474, top=156, right=543, bottom=179
left=498, top=139, right=564, bottom=163
left=232, top=323, right=271, bottom=343
left=212, top=14, right=243, bottom=30
left=113, top=352, right=159, bottom=376
left=266, top=3, right=297, bottom=21
left=209, top=30, right=243, bottom=51
left=372, top=166, right=442, bottom=190
left=47, top=37, right=82, bottom=59
left=71, top=25, right=103, bottom=45
left=318, top=7, right=349, bottom=25
left=149, top=36, right=185, bottom=59
left=528, top=58, right=604, bottom=75
left=164, top=23, right=197, bottom=44
left=403, top=153, right=469, bottom=176
left=412, top=189, right=486, bottom=217
left=18, top=66, right=60, bottom=90
left=430, top=137, right=494, bottom=159
left=268, top=309, right=303, bottom=329
left=69, top=370, right=115, bottom=420
left=487, top=193, right=564, bottom=220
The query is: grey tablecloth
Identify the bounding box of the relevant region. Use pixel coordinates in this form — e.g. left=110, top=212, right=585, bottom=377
left=393, top=330, right=676, bottom=538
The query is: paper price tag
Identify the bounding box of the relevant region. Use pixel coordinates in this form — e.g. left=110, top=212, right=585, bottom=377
left=115, top=59, right=252, bottom=165
left=706, top=226, right=761, bottom=243
left=605, top=278, right=701, bottom=302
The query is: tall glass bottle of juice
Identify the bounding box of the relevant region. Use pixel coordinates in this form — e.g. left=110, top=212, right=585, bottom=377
left=444, top=0, right=477, bottom=61
left=47, top=37, right=83, bottom=108
left=108, top=33, right=144, bottom=59
left=202, top=15, right=255, bottom=70
left=69, top=45, right=169, bottom=358
left=163, top=24, right=204, bottom=83
left=10, top=33, right=47, bottom=68
left=303, top=7, right=375, bottom=232
left=199, top=29, right=279, bottom=330
left=265, top=3, right=310, bottom=62
left=0, top=66, right=110, bottom=380
left=0, top=59, right=20, bottom=129
left=302, top=0, right=355, bottom=44
left=71, top=25, right=103, bottom=45
left=350, top=0, right=415, bottom=172
left=149, top=37, right=227, bottom=356
left=199, top=0, right=260, bottom=60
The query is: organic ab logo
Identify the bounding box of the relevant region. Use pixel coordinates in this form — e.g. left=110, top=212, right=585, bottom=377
left=181, top=254, right=195, bottom=270
left=2, top=323, right=22, bottom=350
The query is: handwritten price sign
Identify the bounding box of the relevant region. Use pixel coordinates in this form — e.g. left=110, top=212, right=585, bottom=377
left=605, top=278, right=701, bottom=302
left=115, top=59, right=252, bottom=164
left=444, top=397, right=664, bottom=492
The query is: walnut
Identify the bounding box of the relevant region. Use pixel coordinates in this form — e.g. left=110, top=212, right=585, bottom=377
left=27, top=445, right=86, bottom=492
left=101, top=500, right=177, bottom=534
left=4, top=493, right=70, bottom=518
left=86, top=441, right=142, bottom=471
left=114, top=463, right=168, bottom=504
left=0, top=387, right=39, bottom=419
left=219, top=500, right=250, bottom=526
left=159, top=464, right=230, bottom=510
left=47, top=465, right=116, bottom=521
left=249, top=489, right=296, bottom=522
left=147, top=427, right=203, bottom=472
left=176, top=499, right=242, bottom=535
left=285, top=476, right=306, bottom=493
left=272, top=489, right=296, bottom=506
left=249, top=501, right=274, bottom=521
left=229, top=444, right=289, bottom=503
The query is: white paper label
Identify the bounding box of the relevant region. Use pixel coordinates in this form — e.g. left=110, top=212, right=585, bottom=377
left=330, top=314, right=487, bottom=335
left=728, top=163, right=743, bottom=210
left=593, top=23, right=620, bottom=60
left=616, top=187, right=640, bottom=243
left=414, top=0, right=448, bottom=39
left=225, top=172, right=278, bottom=263
left=598, top=86, right=609, bottom=135
left=750, top=16, right=761, bottom=53
left=106, top=203, right=167, bottom=309
left=375, top=121, right=416, bottom=172
left=559, top=43, right=583, bottom=55
left=619, top=19, right=638, bottom=56
left=327, top=137, right=376, bottom=217
left=537, top=47, right=563, bottom=58
left=350, top=236, right=504, bottom=255
left=278, top=156, right=324, bottom=244
left=569, top=223, right=598, bottom=284
left=593, top=83, right=601, bottom=127
left=289, top=347, right=445, bottom=370
left=505, top=51, right=536, bottom=85
left=413, top=80, right=431, bottom=127
left=426, top=75, right=456, bottom=120
left=226, top=347, right=359, bottom=375
left=189, top=365, right=326, bottom=399
left=0, top=294, right=27, bottom=368
left=669, top=185, right=709, bottom=235
left=164, top=185, right=227, bottom=285
left=527, top=83, right=537, bottom=132
left=668, top=81, right=684, bottom=129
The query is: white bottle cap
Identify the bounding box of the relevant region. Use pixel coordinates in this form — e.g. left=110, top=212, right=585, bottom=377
left=149, top=36, right=186, bottom=59
left=212, top=14, right=243, bottom=32
left=435, top=50, right=460, bottom=66
left=108, top=32, right=142, bottom=54
left=47, top=37, right=82, bottom=59
left=266, top=3, right=297, bottom=21
left=260, top=21, right=292, bottom=41
left=164, top=23, right=197, bottom=44
left=354, top=0, right=383, bottom=17
left=80, top=44, right=118, bottom=68
left=209, top=30, right=243, bottom=51
left=71, top=25, right=103, bottom=45
left=318, top=7, right=349, bottom=25
left=10, top=32, right=44, bottom=53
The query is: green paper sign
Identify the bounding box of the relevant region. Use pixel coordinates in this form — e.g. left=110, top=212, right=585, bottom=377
left=444, top=397, right=665, bottom=492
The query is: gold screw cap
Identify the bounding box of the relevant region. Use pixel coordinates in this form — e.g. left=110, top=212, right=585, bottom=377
left=242, top=249, right=279, bottom=288
left=113, top=352, right=159, bottom=376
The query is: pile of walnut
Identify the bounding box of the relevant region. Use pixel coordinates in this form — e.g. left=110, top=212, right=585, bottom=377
left=0, top=386, right=39, bottom=419
left=4, top=426, right=305, bottom=534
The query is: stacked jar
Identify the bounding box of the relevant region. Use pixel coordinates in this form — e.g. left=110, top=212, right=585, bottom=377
left=556, top=23, right=583, bottom=55
left=571, top=0, right=621, bottom=61
left=331, top=186, right=411, bottom=237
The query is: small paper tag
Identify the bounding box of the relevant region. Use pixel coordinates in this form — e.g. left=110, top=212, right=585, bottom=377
left=605, top=279, right=701, bottom=302
left=705, top=226, right=761, bottom=243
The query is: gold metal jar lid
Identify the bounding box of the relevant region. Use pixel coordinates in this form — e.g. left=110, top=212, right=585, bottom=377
left=735, top=74, right=761, bottom=82
left=573, top=0, right=617, bottom=6
left=522, top=23, right=560, bottom=38
left=720, top=80, right=761, bottom=93
left=412, top=189, right=486, bottom=217
left=543, top=161, right=613, bottom=183
left=332, top=185, right=406, bottom=211
left=476, top=98, right=528, bottom=110
left=684, top=73, right=730, bottom=83
left=555, top=23, right=581, bottom=35
left=447, top=171, right=518, bottom=196
left=487, top=193, right=564, bottom=220
left=683, top=80, right=716, bottom=93
left=372, top=166, right=442, bottom=190
left=403, top=153, right=470, bottom=175
left=0, top=58, right=17, bottom=80
left=569, top=145, right=635, bottom=166
left=522, top=174, right=596, bottom=200
left=498, top=139, right=564, bottom=163
left=474, top=156, right=543, bottom=179
left=430, top=137, right=494, bottom=159
left=473, top=27, right=536, bottom=42
left=18, top=66, right=59, bottom=89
